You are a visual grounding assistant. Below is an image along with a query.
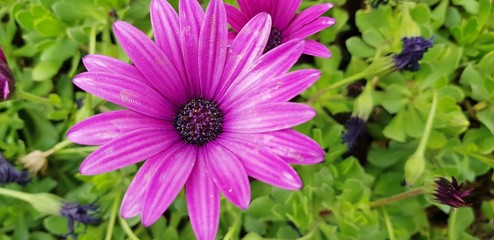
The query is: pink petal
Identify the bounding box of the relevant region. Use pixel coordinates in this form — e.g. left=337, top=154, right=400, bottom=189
left=79, top=128, right=179, bottom=175
left=198, top=0, right=228, bottom=99
left=186, top=157, right=220, bottom=240
left=229, top=130, right=325, bottom=164
left=120, top=154, right=163, bottom=218
left=82, top=54, right=151, bottom=85
left=72, top=72, right=174, bottom=119
left=203, top=142, right=250, bottom=209
left=73, top=72, right=174, bottom=120
left=285, top=17, right=335, bottom=39
left=225, top=4, right=249, bottom=32
left=273, top=0, right=301, bottom=31
left=218, top=135, right=302, bottom=190
left=151, top=0, right=189, bottom=93
left=142, top=144, right=197, bottom=226
left=237, top=0, right=260, bottom=18
left=224, top=102, right=315, bottom=133
left=215, top=13, right=271, bottom=100
left=67, top=110, right=169, bottom=145
left=219, top=39, right=304, bottom=106
left=303, top=39, right=331, bottom=58
left=283, top=3, right=333, bottom=36
left=231, top=69, right=321, bottom=109
left=179, top=0, right=204, bottom=96
left=113, top=21, right=187, bottom=105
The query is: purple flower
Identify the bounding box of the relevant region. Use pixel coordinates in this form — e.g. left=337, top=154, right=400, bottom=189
left=0, top=47, right=15, bottom=100
left=393, top=36, right=433, bottom=72
left=60, top=202, right=101, bottom=239
left=66, top=0, right=324, bottom=239
left=433, top=177, right=472, bottom=208
left=0, top=152, right=30, bottom=185
left=342, top=117, right=366, bottom=149
left=225, top=0, right=335, bottom=57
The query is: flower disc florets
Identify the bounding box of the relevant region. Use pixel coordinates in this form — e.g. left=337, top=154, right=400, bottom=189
left=264, top=27, right=283, bottom=53
left=173, top=98, right=223, bottom=146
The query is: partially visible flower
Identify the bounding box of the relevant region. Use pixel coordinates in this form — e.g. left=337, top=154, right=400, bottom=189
left=0, top=152, right=30, bottom=185
left=67, top=0, right=324, bottom=239
left=433, top=177, right=472, bottom=208
left=225, top=0, right=335, bottom=57
left=393, top=36, right=433, bottom=72
left=0, top=47, right=15, bottom=100
left=60, top=202, right=101, bottom=239
left=20, top=150, right=48, bottom=175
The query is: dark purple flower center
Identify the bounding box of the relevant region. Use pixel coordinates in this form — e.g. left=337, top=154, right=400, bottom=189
left=173, top=98, right=223, bottom=146
left=264, top=27, right=283, bottom=53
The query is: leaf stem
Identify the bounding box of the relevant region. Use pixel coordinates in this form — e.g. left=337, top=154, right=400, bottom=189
left=45, top=139, right=73, bottom=156
left=15, top=90, right=51, bottom=105
left=105, top=196, right=120, bottom=240
left=119, top=216, right=140, bottom=240
left=415, top=90, right=438, bottom=157
left=368, top=187, right=425, bottom=208
left=0, top=187, right=32, bottom=203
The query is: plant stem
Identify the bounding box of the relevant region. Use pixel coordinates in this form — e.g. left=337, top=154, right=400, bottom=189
left=105, top=196, right=120, bottom=240
left=53, top=146, right=98, bottom=156
left=415, top=90, right=438, bottom=157
left=0, top=187, right=32, bottom=203
left=44, top=139, right=73, bottom=156
left=15, top=90, right=51, bottom=105
left=119, top=216, right=140, bottom=240
left=368, top=187, right=425, bottom=208
left=306, top=70, right=369, bottom=104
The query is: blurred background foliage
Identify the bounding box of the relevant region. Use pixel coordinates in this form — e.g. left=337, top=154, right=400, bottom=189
left=0, top=0, right=493, bottom=239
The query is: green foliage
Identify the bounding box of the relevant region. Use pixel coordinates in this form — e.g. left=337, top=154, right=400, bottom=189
left=0, top=0, right=493, bottom=239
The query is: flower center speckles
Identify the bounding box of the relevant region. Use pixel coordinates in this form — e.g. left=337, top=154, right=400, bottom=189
left=173, top=98, right=223, bottom=146
left=263, top=27, right=282, bottom=53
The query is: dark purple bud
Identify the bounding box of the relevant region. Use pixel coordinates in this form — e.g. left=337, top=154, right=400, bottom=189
left=393, top=37, right=433, bottom=72
left=342, top=117, right=367, bottom=149
left=0, top=153, right=30, bottom=185
left=60, top=202, right=101, bottom=239
left=433, top=177, right=472, bottom=208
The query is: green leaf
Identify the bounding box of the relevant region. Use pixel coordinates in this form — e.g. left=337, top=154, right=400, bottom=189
left=32, top=61, right=61, bottom=81
left=346, top=37, right=376, bottom=58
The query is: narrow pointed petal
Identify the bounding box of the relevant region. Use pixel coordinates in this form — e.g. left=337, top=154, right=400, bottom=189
left=224, top=102, right=315, bottom=133
left=67, top=110, right=168, bottom=145
left=273, top=0, right=301, bottom=31
left=179, top=0, right=204, bottom=96
left=203, top=142, right=250, bottom=209
left=237, top=0, right=260, bottom=17
left=198, top=0, right=228, bottom=99
left=225, top=4, right=249, bottom=32
left=120, top=154, right=162, bottom=218
left=219, top=136, right=302, bottom=190
left=283, top=3, right=333, bottom=36
left=151, top=0, right=189, bottom=92
left=113, top=21, right=187, bottom=105
left=82, top=54, right=151, bottom=85
left=73, top=72, right=174, bottom=120
left=285, top=17, right=335, bottom=39
left=186, top=157, right=220, bottom=240
left=141, top=144, right=196, bottom=226
left=80, top=128, right=179, bottom=175
left=229, top=130, right=325, bottom=164
left=219, top=39, right=304, bottom=106
left=303, top=40, right=331, bottom=58
left=215, top=13, right=271, bottom=99
left=231, top=69, right=321, bottom=108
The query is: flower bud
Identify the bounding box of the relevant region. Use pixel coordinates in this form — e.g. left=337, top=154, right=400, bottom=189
left=20, top=150, right=48, bottom=175
left=404, top=153, right=425, bottom=186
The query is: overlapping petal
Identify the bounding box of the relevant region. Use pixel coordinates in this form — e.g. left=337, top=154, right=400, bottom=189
left=224, top=4, right=249, bottom=32
left=303, top=39, right=331, bottom=58
left=219, top=135, right=302, bottom=190
left=113, top=21, right=187, bottom=104
left=73, top=72, right=174, bottom=119
left=186, top=157, right=220, bottom=240
left=82, top=54, right=150, bottom=85
left=67, top=110, right=168, bottom=145
left=283, top=3, right=333, bottom=36
left=203, top=142, right=250, bottom=209
left=224, top=102, right=316, bottom=133
left=142, top=144, right=196, bottom=226
left=79, top=128, right=179, bottom=175
left=272, top=0, right=301, bottom=30
left=285, top=17, right=336, bottom=39
left=198, top=0, right=228, bottom=99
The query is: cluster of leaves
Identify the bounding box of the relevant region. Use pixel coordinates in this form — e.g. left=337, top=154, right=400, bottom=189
left=0, top=0, right=493, bottom=239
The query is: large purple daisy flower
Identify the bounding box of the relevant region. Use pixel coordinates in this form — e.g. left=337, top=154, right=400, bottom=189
left=225, top=0, right=335, bottom=57
left=67, top=0, right=324, bottom=239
